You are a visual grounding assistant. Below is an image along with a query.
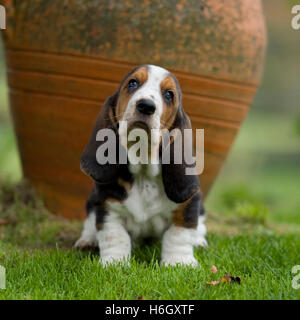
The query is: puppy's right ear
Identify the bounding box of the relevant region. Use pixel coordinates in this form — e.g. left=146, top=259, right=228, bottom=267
left=80, top=92, right=120, bottom=184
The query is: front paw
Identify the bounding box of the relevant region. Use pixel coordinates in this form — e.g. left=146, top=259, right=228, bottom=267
left=74, top=237, right=98, bottom=250
left=100, top=255, right=130, bottom=267
left=195, top=236, right=208, bottom=249
left=161, top=255, right=198, bottom=267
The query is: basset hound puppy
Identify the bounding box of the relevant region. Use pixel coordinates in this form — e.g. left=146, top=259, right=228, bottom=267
left=75, top=65, right=207, bottom=266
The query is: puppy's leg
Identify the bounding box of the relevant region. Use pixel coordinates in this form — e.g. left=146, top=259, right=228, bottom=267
left=161, top=193, right=207, bottom=267
left=96, top=212, right=131, bottom=266
left=74, top=211, right=98, bottom=249
left=161, top=225, right=199, bottom=267
left=195, top=202, right=208, bottom=248
left=74, top=190, right=100, bottom=250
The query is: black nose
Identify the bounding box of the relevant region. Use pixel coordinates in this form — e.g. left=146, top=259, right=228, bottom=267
left=136, top=99, right=156, bottom=115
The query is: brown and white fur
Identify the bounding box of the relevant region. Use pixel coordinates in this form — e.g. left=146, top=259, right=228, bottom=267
left=75, top=65, right=207, bottom=266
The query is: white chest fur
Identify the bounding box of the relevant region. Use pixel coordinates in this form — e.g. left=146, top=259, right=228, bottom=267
left=107, top=165, right=177, bottom=239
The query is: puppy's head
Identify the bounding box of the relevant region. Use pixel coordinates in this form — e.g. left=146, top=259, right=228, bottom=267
left=80, top=65, right=200, bottom=202
left=116, top=65, right=181, bottom=137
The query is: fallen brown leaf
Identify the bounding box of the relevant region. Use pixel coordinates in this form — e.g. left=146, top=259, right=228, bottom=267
left=206, top=280, right=220, bottom=286
left=206, top=273, right=241, bottom=286
left=210, top=265, right=218, bottom=273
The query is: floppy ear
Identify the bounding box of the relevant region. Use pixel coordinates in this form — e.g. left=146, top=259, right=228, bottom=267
left=161, top=107, right=201, bottom=203
left=80, top=92, right=120, bottom=184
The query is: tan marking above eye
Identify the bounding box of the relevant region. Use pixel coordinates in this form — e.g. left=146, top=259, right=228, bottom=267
left=125, top=67, right=148, bottom=89
left=116, top=67, right=149, bottom=119
left=160, top=75, right=178, bottom=129
left=160, top=76, right=177, bottom=96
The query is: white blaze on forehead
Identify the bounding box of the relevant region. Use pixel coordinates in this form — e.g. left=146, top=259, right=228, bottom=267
left=124, top=65, right=169, bottom=119
left=132, top=65, right=169, bottom=116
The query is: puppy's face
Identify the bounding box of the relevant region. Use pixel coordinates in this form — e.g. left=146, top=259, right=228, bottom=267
left=117, top=65, right=181, bottom=142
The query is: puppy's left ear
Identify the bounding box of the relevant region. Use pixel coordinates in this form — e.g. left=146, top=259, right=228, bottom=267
left=161, top=107, right=201, bottom=203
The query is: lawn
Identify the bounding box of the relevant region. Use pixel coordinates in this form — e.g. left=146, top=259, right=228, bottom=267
left=0, top=182, right=300, bottom=300
left=1, top=234, right=299, bottom=300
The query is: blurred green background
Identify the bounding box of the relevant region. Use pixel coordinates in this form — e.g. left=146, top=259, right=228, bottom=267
left=0, top=0, right=299, bottom=227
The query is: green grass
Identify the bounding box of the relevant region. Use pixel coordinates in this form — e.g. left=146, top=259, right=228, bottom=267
left=206, top=112, right=300, bottom=226
left=0, top=182, right=300, bottom=300
left=207, top=165, right=300, bottom=226
left=1, top=233, right=300, bottom=300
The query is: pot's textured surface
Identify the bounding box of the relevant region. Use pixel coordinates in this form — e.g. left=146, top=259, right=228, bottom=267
left=1, top=0, right=266, bottom=219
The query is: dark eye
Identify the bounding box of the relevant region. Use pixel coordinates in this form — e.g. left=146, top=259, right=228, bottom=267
left=163, top=90, right=174, bottom=104
left=127, top=79, right=139, bottom=92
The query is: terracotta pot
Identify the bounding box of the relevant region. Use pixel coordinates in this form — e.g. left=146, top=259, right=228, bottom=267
left=1, top=0, right=266, bottom=219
